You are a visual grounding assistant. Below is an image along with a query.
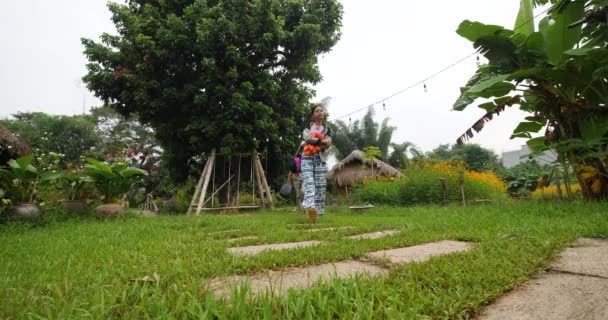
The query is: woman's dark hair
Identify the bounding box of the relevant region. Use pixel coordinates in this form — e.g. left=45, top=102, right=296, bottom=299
left=309, top=104, right=326, bottom=123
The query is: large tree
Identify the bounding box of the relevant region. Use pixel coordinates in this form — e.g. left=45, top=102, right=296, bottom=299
left=82, top=0, right=343, bottom=181
left=454, top=0, right=608, bottom=199
left=427, top=144, right=501, bottom=172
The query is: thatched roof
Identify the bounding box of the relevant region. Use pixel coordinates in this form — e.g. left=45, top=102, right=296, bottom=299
left=0, top=125, right=31, bottom=165
left=327, top=150, right=403, bottom=188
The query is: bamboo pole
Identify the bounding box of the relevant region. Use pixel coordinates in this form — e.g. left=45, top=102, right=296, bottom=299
left=203, top=175, right=235, bottom=207
left=187, top=153, right=212, bottom=215
left=196, top=149, right=216, bottom=215
left=253, top=151, right=266, bottom=205
left=255, top=152, right=274, bottom=208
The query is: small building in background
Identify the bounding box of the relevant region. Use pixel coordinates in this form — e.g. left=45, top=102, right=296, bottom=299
left=327, top=150, right=403, bottom=196
left=501, top=145, right=557, bottom=168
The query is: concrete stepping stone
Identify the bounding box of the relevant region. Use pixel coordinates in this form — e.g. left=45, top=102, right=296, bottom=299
left=480, top=238, right=608, bottom=319
left=208, top=229, right=240, bottom=235
left=551, top=238, right=608, bottom=278
left=209, top=261, right=387, bottom=297
left=366, top=240, right=474, bottom=264
left=305, top=226, right=354, bottom=233
left=226, top=236, right=259, bottom=243
left=228, top=240, right=322, bottom=256
left=480, top=273, right=608, bottom=320
left=346, top=229, right=400, bottom=240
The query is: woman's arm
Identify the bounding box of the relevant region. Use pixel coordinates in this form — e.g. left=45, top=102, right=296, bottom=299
left=302, top=128, right=321, bottom=145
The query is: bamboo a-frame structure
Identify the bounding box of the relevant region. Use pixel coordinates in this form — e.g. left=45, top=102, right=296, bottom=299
left=187, top=149, right=274, bottom=215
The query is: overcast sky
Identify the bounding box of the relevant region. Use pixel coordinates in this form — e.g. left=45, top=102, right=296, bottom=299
left=0, top=1, right=544, bottom=155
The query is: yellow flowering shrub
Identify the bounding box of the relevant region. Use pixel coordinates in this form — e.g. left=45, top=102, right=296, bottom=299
left=531, top=184, right=582, bottom=200
left=353, top=160, right=506, bottom=205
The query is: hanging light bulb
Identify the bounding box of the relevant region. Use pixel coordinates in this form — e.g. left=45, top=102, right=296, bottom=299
left=382, top=101, right=386, bottom=111
left=423, top=82, right=428, bottom=93
left=548, top=15, right=555, bottom=26
left=476, top=54, right=481, bottom=66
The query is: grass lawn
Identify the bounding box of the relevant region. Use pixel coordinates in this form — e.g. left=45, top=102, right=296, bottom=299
left=1, top=201, right=607, bottom=319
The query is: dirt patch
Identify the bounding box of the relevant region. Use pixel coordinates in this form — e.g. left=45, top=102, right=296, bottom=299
left=226, top=236, right=259, bottom=243
left=346, top=229, right=400, bottom=240
left=551, top=238, right=608, bottom=278
left=366, top=240, right=474, bottom=264
left=480, top=273, right=608, bottom=320
left=227, top=240, right=322, bottom=256
left=208, top=261, right=387, bottom=297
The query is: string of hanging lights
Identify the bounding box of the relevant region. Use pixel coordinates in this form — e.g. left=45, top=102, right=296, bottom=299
left=334, top=5, right=553, bottom=123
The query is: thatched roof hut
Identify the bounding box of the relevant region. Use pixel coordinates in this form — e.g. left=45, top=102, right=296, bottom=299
left=327, top=150, right=403, bottom=191
left=0, top=125, right=31, bottom=165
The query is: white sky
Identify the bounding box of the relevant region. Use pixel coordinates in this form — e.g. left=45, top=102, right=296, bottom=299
left=0, top=1, right=544, bottom=155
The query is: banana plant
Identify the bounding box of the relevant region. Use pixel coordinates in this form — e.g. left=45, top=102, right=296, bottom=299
left=84, top=158, right=148, bottom=203
left=453, top=0, right=608, bottom=199
left=0, top=155, right=62, bottom=203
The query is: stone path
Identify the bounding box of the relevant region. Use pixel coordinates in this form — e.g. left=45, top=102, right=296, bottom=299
left=209, top=261, right=387, bottom=296
left=480, top=238, right=608, bottom=320
left=226, top=236, right=259, bottom=243
left=227, top=240, right=322, bottom=256
left=212, top=240, right=474, bottom=297
left=345, top=229, right=400, bottom=240
left=366, top=240, right=475, bottom=264
left=208, top=229, right=240, bottom=235
left=305, top=226, right=354, bottom=233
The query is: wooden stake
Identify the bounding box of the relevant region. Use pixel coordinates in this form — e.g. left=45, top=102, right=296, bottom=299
left=459, top=171, right=466, bottom=206
left=440, top=178, right=447, bottom=206
left=555, top=171, right=562, bottom=209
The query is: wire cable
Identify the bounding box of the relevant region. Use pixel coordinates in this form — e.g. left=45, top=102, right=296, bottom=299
left=333, top=5, right=553, bottom=122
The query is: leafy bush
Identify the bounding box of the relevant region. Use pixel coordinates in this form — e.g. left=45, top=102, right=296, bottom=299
left=353, top=160, right=506, bottom=205
left=497, top=161, right=550, bottom=197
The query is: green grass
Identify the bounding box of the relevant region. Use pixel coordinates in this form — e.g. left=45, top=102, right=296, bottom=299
left=1, top=201, right=607, bottom=319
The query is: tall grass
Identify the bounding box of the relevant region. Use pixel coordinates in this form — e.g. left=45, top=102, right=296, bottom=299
left=0, top=201, right=607, bottom=318
left=354, top=160, right=506, bottom=206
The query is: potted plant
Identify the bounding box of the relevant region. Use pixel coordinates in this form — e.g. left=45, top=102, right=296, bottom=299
left=59, top=163, right=94, bottom=214
left=0, top=155, right=61, bottom=221
left=84, top=158, right=148, bottom=218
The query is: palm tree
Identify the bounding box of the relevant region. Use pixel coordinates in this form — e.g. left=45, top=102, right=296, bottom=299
left=388, top=142, right=422, bottom=169
left=330, top=107, right=396, bottom=160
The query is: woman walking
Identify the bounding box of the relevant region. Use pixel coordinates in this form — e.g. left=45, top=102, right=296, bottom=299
left=300, top=104, right=332, bottom=223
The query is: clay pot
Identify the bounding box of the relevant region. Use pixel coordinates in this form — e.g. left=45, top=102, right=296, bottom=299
left=62, top=200, right=88, bottom=214
left=7, top=203, right=42, bottom=221
left=95, top=204, right=125, bottom=219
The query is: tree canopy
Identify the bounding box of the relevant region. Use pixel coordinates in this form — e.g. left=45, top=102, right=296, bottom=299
left=427, top=144, right=501, bottom=172
left=82, top=0, right=343, bottom=181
